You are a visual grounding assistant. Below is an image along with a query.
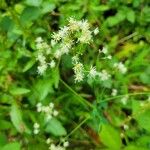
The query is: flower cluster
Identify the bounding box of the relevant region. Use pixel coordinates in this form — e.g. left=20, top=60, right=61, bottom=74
left=36, top=102, right=58, bottom=121
left=46, top=138, right=69, bottom=150
left=111, top=89, right=118, bottom=96
left=33, top=122, right=40, bottom=134
left=114, top=62, right=127, bottom=74
left=35, top=18, right=98, bottom=76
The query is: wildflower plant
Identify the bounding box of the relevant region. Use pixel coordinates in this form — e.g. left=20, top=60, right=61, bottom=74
left=0, top=1, right=150, bottom=150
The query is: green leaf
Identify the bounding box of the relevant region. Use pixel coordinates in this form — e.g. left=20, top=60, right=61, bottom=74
left=10, top=103, right=30, bottom=134
left=10, top=87, right=30, bottom=95
left=45, top=118, right=67, bottom=136
left=126, top=9, right=135, bottom=23
left=0, top=16, right=14, bottom=32
left=20, top=6, right=41, bottom=25
left=135, top=110, right=150, bottom=132
left=99, top=124, right=122, bottom=150
left=41, top=2, right=55, bottom=14
left=25, top=0, right=43, bottom=7
left=124, top=145, right=147, bottom=150
left=2, top=142, right=20, bottom=150
left=23, top=59, right=36, bottom=72
left=0, top=133, right=7, bottom=148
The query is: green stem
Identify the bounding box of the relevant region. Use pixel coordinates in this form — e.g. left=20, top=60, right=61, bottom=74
left=60, top=79, right=93, bottom=108
left=100, top=92, right=150, bottom=103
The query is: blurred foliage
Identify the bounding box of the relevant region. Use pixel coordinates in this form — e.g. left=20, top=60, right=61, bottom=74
left=0, top=0, right=150, bottom=150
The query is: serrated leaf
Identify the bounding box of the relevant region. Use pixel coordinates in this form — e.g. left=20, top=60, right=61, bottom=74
left=99, top=124, right=122, bottom=150
left=45, top=118, right=67, bottom=136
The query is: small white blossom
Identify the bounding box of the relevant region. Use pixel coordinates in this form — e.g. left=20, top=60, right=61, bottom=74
left=46, top=138, right=52, bottom=144
left=33, top=123, right=40, bottom=134
left=88, top=66, right=97, bottom=78
left=101, top=47, right=108, bottom=54
left=35, top=37, right=43, bottom=43
left=34, top=123, right=40, bottom=129
left=98, top=70, right=111, bottom=81
left=37, top=63, right=47, bottom=75
left=74, top=72, right=84, bottom=82
left=49, top=102, right=54, bottom=109
left=33, top=129, right=39, bottom=134
left=93, top=27, right=99, bottom=35
left=111, top=89, right=118, bottom=96
left=121, top=95, right=128, bottom=105
left=72, top=55, right=79, bottom=65
left=107, top=55, right=112, bottom=60
left=53, top=110, right=59, bottom=116
left=63, top=141, right=69, bottom=147
left=114, top=62, right=127, bottom=74
left=123, top=124, right=129, bottom=130
left=49, top=60, right=56, bottom=68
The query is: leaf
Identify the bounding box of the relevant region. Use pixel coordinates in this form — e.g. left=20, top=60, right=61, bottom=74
left=23, top=59, right=36, bottom=72
left=126, top=9, right=135, bottom=23
left=0, top=133, right=7, bottom=148
left=99, top=124, right=122, bottom=150
left=124, top=145, right=147, bottom=150
left=45, top=118, right=67, bottom=136
left=20, top=6, right=41, bottom=25
left=25, top=0, right=43, bottom=7
left=2, top=142, right=20, bottom=150
left=41, top=2, right=55, bottom=14
left=10, top=103, right=30, bottom=134
left=0, top=16, right=14, bottom=32
left=135, top=110, right=150, bottom=132
left=10, top=87, right=30, bottom=95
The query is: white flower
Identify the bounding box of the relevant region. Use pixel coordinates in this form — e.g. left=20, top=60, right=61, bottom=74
left=98, top=70, right=110, bottom=81
left=74, top=72, right=84, bottom=82
left=111, top=89, right=118, bottom=96
left=121, top=95, right=128, bottom=105
left=53, top=110, right=59, bottom=116
left=88, top=66, right=97, bottom=78
left=49, top=60, right=56, bottom=68
left=51, top=40, right=57, bottom=47
left=54, top=50, right=63, bottom=58
left=63, top=141, right=69, bottom=147
left=78, top=20, right=90, bottom=30
left=37, top=63, right=47, bottom=75
left=93, top=27, right=99, bottom=35
left=46, top=138, right=52, bottom=144
left=36, top=53, right=46, bottom=63
left=101, top=47, right=108, bottom=54
left=78, top=30, right=92, bottom=44
left=68, top=17, right=80, bottom=31
left=33, top=129, right=39, bottom=134
left=34, top=123, right=40, bottom=129
left=35, top=37, right=43, bottom=43
left=52, top=32, right=61, bottom=42
left=73, top=63, right=84, bottom=74
left=123, top=124, right=129, bottom=130
left=107, top=55, right=112, bottom=60
left=49, top=102, right=54, bottom=109
left=36, top=102, right=42, bottom=112
left=114, top=62, right=127, bottom=74
left=58, top=26, right=69, bottom=38
left=72, top=55, right=79, bottom=65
